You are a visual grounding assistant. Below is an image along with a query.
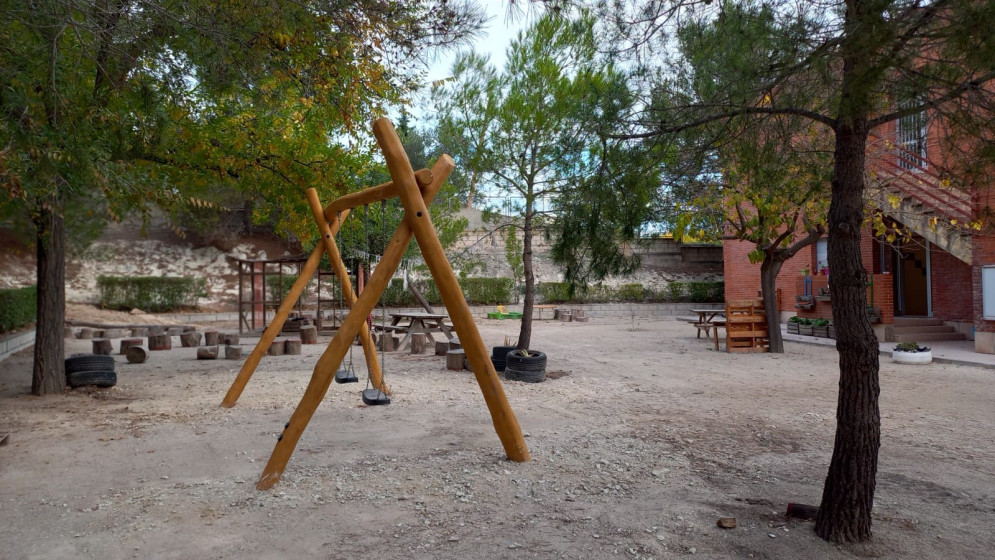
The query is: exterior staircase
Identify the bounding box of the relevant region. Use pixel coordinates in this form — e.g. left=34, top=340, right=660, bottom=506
left=865, top=143, right=975, bottom=265
left=892, top=317, right=967, bottom=343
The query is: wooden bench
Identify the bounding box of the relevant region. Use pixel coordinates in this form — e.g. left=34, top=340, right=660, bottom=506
left=534, top=304, right=557, bottom=320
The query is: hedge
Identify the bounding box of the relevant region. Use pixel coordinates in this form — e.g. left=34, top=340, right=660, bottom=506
left=0, top=286, right=36, bottom=333
left=537, top=281, right=725, bottom=304
left=97, top=276, right=205, bottom=312
left=378, top=277, right=515, bottom=307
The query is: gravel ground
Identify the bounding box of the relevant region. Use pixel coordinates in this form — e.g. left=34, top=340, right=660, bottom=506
left=1, top=311, right=993, bottom=559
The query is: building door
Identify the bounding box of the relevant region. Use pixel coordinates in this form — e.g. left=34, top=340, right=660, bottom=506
left=894, top=242, right=930, bottom=316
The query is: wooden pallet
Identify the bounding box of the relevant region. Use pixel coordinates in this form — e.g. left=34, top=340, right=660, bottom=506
left=725, top=299, right=769, bottom=353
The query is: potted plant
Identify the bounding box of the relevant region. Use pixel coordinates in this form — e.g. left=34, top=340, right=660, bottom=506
left=787, top=316, right=803, bottom=334
left=798, top=318, right=815, bottom=336
left=892, top=342, right=932, bottom=364
left=812, top=318, right=830, bottom=338
left=827, top=321, right=836, bottom=339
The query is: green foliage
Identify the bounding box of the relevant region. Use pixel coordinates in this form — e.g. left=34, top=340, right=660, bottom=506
left=788, top=316, right=804, bottom=324
left=0, top=286, right=37, bottom=333
left=812, top=318, right=831, bottom=327
left=894, top=342, right=930, bottom=353
left=378, top=277, right=515, bottom=307
left=97, top=276, right=205, bottom=312
left=266, top=274, right=302, bottom=305
left=504, top=227, right=524, bottom=284
left=617, top=283, right=646, bottom=302
left=664, top=281, right=725, bottom=303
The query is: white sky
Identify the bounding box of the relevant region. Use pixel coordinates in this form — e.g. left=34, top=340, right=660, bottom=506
left=408, top=3, right=536, bottom=126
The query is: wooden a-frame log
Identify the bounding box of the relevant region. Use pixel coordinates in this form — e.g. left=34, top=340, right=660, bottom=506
left=306, top=188, right=388, bottom=394
left=255, top=157, right=452, bottom=490
left=373, top=118, right=530, bottom=465
left=220, top=171, right=433, bottom=408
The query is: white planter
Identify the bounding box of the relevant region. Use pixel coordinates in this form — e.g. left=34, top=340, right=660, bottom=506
left=892, top=350, right=932, bottom=364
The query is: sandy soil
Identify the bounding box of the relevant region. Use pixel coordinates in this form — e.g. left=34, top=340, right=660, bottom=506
left=1, top=313, right=993, bottom=560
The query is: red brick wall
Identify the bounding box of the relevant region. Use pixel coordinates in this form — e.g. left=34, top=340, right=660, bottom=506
left=973, top=235, right=995, bottom=333
left=930, top=245, right=973, bottom=322
left=723, top=239, right=815, bottom=310
left=724, top=229, right=895, bottom=324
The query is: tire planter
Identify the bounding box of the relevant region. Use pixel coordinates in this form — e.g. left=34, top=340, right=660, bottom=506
left=503, top=350, right=547, bottom=383
left=65, top=354, right=116, bottom=374
left=490, top=345, right=517, bottom=372
left=66, top=370, right=117, bottom=389
left=892, top=350, right=932, bottom=364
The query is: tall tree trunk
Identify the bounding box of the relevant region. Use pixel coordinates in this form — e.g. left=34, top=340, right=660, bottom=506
left=32, top=197, right=66, bottom=396
left=517, top=203, right=535, bottom=350
left=815, top=121, right=880, bottom=543
left=760, top=257, right=785, bottom=353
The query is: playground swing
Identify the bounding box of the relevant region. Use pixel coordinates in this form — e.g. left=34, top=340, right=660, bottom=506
left=224, top=118, right=529, bottom=490
left=333, top=214, right=361, bottom=385
left=358, top=202, right=391, bottom=405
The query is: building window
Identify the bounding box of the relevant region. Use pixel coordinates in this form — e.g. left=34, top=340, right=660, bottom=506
left=816, top=238, right=828, bottom=275
left=984, top=266, right=995, bottom=320
left=896, top=110, right=928, bottom=171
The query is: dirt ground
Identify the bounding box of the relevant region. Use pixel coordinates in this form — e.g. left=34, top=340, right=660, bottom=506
left=1, top=311, right=993, bottom=560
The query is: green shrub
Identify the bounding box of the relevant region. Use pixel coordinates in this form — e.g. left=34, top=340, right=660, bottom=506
left=0, top=286, right=36, bottom=333
left=537, top=282, right=573, bottom=303
left=617, top=283, right=645, bottom=302
left=97, top=276, right=205, bottom=312
left=459, top=277, right=514, bottom=305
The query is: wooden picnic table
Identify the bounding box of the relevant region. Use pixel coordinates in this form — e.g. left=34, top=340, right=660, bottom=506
left=386, top=312, right=454, bottom=351
left=533, top=304, right=557, bottom=320
left=689, top=308, right=726, bottom=351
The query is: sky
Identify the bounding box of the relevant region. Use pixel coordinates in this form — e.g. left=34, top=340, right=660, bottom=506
left=407, top=3, right=536, bottom=126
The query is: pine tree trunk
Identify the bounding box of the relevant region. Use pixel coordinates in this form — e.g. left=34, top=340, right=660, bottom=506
left=760, top=258, right=785, bottom=353
left=815, top=121, right=880, bottom=543
left=32, top=199, right=66, bottom=396
left=517, top=204, right=535, bottom=351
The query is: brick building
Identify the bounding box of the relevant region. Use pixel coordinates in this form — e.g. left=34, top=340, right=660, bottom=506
left=723, top=110, right=995, bottom=353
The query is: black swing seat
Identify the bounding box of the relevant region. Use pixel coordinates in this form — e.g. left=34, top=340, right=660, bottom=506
left=334, top=369, right=359, bottom=384
left=362, top=388, right=391, bottom=406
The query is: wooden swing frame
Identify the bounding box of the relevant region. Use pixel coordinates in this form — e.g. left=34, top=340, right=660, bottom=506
left=221, top=118, right=531, bottom=490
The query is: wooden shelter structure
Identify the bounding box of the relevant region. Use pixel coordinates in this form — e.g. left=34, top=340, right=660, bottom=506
left=234, top=256, right=349, bottom=335
left=221, top=118, right=531, bottom=490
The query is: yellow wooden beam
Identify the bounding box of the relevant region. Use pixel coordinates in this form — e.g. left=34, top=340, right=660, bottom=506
left=256, top=157, right=452, bottom=490
left=372, top=117, right=531, bottom=463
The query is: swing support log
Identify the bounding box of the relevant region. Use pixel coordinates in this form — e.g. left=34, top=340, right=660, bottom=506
left=252, top=118, right=530, bottom=490
left=220, top=171, right=433, bottom=408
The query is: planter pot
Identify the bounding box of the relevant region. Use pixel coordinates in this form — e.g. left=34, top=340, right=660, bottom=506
left=892, top=350, right=932, bottom=364
left=786, top=323, right=800, bottom=334
left=812, top=326, right=830, bottom=338
left=798, top=325, right=814, bottom=336
left=828, top=325, right=836, bottom=339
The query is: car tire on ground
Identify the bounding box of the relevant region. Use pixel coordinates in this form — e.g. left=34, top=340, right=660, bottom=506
left=66, top=370, right=117, bottom=389
left=65, top=354, right=116, bottom=374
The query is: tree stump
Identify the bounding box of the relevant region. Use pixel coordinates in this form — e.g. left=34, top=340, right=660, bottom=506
left=222, top=333, right=239, bottom=345
left=130, top=327, right=149, bottom=337
left=148, top=326, right=165, bottom=336
left=552, top=309, right=562, bottom=320
left=204, top=330, right=220, bottom=346
left=197, top=345, right=219, bottom=360
left=410, top=333, right=427, bottom=354
left=148, top=334, right=171, bottom=351
left=92, top=338, right=113, bottom=355
left=300, top=325, right=318, bottom=344
left=435, top=340, right=450, bottom=356
left=448, top=337, right=462, bottom=350
left=560, top=312, right=573, bottom=322
left=225, top=345, right=243, bottom=360
left=104, top=328, right=123, bottom=339
left=180, top=332, right=202, bottom=347
left=119, top=338, right=143, bottom=354
left=573, top=309, right=589, bottom=323
left=285, top=338, right=302, bottom=355
left=379, top=334, right=397, bottom=352
left=93, top=329, right=105, bottom=338
left=269, top=338, right=286, bottom=356
left=78, top=328, right=94, bottom=340
left=446, top=349, right=466, bottom=371
left=126, top=345, right=150, bottom=364
left=167, top=327, right=184, bottom=336
left=63, top=326, right=75, bottom=339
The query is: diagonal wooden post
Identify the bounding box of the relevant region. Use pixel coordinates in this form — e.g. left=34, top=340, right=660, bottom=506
left=255, top=158, right=453, bottom=490
left=306, top=189, right=388, bottom=394
left=372, top=118, right=531, bottom=463
left=220, top=171, right=433, bottom=407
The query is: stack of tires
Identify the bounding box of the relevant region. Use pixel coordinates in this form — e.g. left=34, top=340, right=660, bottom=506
left=64, top=354, right=117, bottom=389
left=503, top=350, right=547, bottom=383
left=490, top=345, right=517, bottom=372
